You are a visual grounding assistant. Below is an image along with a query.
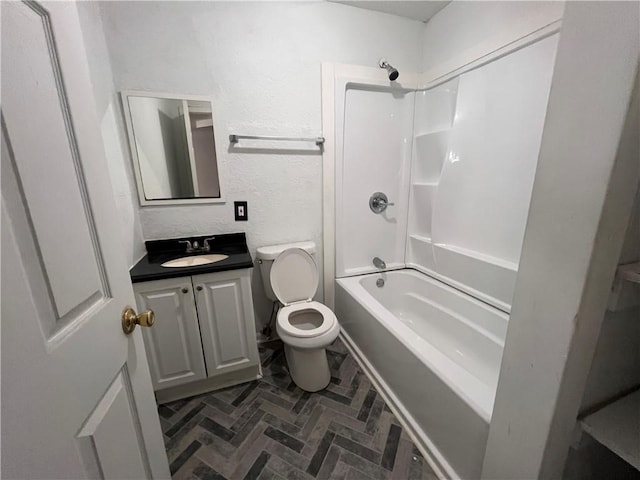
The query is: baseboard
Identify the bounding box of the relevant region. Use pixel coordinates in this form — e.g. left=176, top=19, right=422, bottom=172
left=339, top=330, right=455, bottom=480
left=155, top=364, right=262, bottom=404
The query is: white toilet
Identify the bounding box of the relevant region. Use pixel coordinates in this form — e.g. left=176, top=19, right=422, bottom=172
left=256, top=241, right=340, bottom=392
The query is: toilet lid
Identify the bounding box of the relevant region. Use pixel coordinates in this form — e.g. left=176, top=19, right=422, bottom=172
left=270, top=248, right=318, bottom=305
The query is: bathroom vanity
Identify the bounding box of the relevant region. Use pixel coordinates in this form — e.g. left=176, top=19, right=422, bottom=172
left=130, top=233, right=260, bottom=403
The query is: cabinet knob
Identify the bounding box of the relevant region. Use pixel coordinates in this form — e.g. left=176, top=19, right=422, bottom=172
left=121, top=306, right=155, bottom=335
left=182, top=287, right=189, bottom=294
left=196, top=285, right=203, bottom=291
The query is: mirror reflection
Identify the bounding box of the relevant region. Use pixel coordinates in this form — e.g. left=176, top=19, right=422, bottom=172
left=123, top=92, right=222, bottom=204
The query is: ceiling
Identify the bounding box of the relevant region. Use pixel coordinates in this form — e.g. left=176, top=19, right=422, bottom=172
left=330, top=1, right=451, bottom=23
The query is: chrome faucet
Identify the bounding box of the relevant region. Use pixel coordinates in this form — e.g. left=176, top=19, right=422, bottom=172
left=203, top=237, right=216, bottom=251
left=178, top=240, right=194, bottom=253
left=373, top=257, right=386, bottom=270
left=179, top=237, right=217, bottom=254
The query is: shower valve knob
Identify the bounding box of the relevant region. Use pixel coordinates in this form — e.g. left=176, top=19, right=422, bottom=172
left=369, top=192, right=394, bottom=214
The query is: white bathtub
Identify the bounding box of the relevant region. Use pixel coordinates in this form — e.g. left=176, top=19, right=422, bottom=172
left=335, top=269, right=508, bottom=479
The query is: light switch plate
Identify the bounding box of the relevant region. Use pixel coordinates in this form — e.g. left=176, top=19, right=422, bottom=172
left=234, top=201, right=248, bottom=221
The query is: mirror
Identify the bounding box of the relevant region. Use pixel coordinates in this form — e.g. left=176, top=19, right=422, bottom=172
left=121, top=91, right=222, bottom=205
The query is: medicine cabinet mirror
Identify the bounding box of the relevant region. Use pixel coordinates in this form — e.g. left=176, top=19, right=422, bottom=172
left=121, top=91, right=223, bottom=205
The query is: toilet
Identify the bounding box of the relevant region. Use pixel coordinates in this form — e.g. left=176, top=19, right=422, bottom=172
left=256, top=242, right=340, bottom=392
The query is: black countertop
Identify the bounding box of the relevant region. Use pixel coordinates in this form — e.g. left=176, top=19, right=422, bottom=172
left=130, top=233, right=253, bottom=283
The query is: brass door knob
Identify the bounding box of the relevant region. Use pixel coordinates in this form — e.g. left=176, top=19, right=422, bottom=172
left=122, top=306, right=155, bottom=335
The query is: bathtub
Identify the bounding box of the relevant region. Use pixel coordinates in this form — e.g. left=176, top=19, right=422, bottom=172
left=335, top=269, right=508, bottom=479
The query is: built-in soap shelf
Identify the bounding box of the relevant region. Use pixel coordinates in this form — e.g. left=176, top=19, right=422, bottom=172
left=409, top=233, right=432, bottom=244
left=407, top=77, right=459, bottom=290
left=413, top=129, right=450, bottom=184
left=412, top=181, right=438, bottom=187
left=580, top=389, right=640, bottom=471
left=414, top=127, right=451, bottom=138
left=434, top=243, right=518, bottom=273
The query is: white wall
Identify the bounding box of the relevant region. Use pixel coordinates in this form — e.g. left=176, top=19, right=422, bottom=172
left=76, top=2, right=146, bottom=267
left=89, top=1, right=424, bottom=330
left=421, top=1, right=564, bottom=79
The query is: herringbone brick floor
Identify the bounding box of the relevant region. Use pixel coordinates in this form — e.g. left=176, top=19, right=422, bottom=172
left=158, top=338, right=437, bottom=480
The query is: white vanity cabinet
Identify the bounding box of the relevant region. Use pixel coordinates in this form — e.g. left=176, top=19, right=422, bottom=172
left=193, top=270, right=260, bottom=376
left=132, top=268, right=260, bottom=401
left=133, top=277, right=206, bottom=391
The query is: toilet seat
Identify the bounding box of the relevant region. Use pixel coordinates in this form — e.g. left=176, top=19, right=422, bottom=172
left=277, top=301, right=337, bottom=338
left=271, top=248, right=339, bottom=345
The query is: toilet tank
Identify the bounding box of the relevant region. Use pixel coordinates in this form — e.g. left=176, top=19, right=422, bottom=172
left=256, top=241, right=316, bottom=302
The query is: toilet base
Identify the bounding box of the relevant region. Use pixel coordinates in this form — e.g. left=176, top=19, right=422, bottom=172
left=283, top=344, right=331, bottom=392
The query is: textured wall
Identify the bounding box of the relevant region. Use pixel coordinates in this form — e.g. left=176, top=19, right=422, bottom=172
left=77, top=1, right=147, bottom=268
left=91, top=1, right=423, bottom=330
left=421, top=1, right=564, bottom=76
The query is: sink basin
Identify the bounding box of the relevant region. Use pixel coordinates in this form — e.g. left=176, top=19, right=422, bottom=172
left=161, top=254, right=229, bottom=268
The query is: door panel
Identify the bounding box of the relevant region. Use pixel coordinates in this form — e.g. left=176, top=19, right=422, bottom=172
left=2, top=0, right=108, bottom=337
left=1, top=2, right=169, bottom=478
left=134, top=278, right=207, bottom=390
left=76, top=369, right=148, bottom=480
left=194, top=270, right=259, bottom=374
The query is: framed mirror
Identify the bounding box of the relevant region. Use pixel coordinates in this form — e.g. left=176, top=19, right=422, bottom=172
left=121, top=91, right=223, bottom=205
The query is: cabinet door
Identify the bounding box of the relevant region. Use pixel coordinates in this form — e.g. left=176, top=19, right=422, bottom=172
left=133, top=278, right=207, bottom=390
left=193, top=269, right=259, bottom=375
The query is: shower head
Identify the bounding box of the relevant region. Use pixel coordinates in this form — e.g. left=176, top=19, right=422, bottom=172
left=379, top=58, right=399, bottom=81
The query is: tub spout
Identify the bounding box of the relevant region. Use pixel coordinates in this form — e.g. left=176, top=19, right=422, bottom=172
left=373, top=257, right=386, bottom=270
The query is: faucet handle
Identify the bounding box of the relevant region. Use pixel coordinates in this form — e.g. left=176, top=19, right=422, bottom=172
left=203, top=237, right=216, bottom=251
left=369, top=192, right=394, bottom=214
left=178, top=240, right=193, bottom=253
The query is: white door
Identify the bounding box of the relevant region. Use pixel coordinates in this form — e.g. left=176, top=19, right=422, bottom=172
left=1, top=2, right=170, bottom=478
left=133, top=278, right=207, bottom=391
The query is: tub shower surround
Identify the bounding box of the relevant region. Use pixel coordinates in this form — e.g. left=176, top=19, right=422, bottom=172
left=331, top=30, right=559, bottom=479
left=336, top=33, right=559, bottom=312
left=405, top=34, right=558, bottom=310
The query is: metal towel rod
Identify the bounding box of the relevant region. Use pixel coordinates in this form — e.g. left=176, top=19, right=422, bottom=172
left=229, top=134, right=325, bottom=146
